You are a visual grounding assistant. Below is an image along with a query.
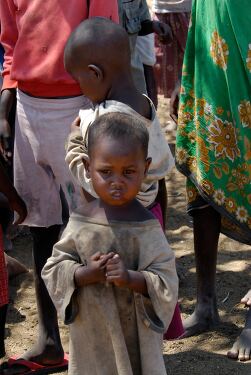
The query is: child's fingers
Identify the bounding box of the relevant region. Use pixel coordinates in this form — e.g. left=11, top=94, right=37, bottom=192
left=106, top=263, right=120, bottom=273
left=106, top=274, right=120, bottom=283
left=106, top=255, right=120, bottom=265
left=99, top=253, right=114, bottom=266
left=91, top=251, right=102, bottom=261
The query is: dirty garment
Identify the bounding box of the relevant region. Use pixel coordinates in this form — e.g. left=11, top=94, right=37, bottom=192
left=42, top=211, right=178, bottom=375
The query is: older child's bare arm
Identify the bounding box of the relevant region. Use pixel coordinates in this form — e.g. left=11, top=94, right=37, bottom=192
left=105, top=254, right=148, bottom=296
left=0, top=89, right=16, bottom=161
left=0, top=162, right=27, bottom=224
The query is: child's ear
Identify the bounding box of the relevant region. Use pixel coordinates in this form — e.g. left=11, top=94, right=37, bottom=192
left=82, top=157, right=91, bottom=178
left=88, top=64, right=103, bottom=81
left=144, top=157, right=152, bottom=176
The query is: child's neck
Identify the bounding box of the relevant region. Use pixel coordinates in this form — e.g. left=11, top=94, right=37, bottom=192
left=105, top=77, right=151, bottom=120
left=100, top=199, right=153, bottom=222
left=82, top=198, right=153, bottom=222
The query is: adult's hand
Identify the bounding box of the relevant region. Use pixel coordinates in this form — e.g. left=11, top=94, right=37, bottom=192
left=170, top=81, right=181, bottom=123
left=152, top=20, right=173, bottom=44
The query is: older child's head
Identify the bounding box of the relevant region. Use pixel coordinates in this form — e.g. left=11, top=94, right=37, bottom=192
left=83, top=112, right=151, bottom=207
left=64, top=17, right=131, bottom=104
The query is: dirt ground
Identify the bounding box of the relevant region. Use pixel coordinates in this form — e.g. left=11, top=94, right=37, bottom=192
left=2, top=96, right=251, bottom=375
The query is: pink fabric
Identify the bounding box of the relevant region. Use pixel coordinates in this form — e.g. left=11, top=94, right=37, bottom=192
left=0, top=226, right=8, bottom=307
left=0, top=0, right=119, bottom=96
left=150, top=202, right=164, bottom=229
left=163, top=303, right=184, bottom=340
left=150, top=203, right=184, bottom=339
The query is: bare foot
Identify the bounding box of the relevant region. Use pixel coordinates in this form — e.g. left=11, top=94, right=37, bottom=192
left=181, top=303, right=220, bottom=337
left=227, top=328, right=251, bottom=361
left=241, top=290, right=251, bottom=307
left=227, top=305, right=251, bottom=361
left=0, top=343, right=65, bottom=374
left=20, top=341, right=64, bottom=365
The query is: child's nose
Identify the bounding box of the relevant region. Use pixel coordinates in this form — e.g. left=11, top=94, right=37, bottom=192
left=110, top=176, right=124, bottom=188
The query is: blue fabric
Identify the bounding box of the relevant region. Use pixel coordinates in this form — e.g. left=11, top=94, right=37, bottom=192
left=0, top=44, right=4, bottom=71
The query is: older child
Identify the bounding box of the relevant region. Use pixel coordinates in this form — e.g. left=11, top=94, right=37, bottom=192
left=0, top=162, right=27, bottom=358
left=65, top=17, right=174, bottom=217
left=42, top=112, right=178, bottom=375
left=64, top=17, right=183, bottom=340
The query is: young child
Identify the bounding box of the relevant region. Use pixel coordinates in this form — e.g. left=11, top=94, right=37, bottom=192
left=64, top=17, right=184, bottom=340
left=0, top=162, right=27, bottom=358
left=42, top=112, right=178, bottom=375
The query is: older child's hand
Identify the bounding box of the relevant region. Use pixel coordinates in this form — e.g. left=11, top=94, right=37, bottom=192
left=152, top=20, right=173, bottom=44
left=74, top=251, right=114, bottom=287
left=105, top=254, right=130, bottom=288
left=9, top=194, right=28, bottom=225
left=0, top=89, right=16, bottom=163
left=70, top=116, right=81, bottom=133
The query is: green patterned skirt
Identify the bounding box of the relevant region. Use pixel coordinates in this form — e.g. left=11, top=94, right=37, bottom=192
left=176, top=0, right=251, bottom=244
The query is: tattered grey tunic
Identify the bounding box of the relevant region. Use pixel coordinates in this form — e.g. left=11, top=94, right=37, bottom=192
left=42, top=212, right=178, bottom=375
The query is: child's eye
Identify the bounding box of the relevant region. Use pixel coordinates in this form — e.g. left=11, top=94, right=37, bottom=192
left=100, top=169, right=111, bottom=175
left=124, top=169, right=135, bottom=175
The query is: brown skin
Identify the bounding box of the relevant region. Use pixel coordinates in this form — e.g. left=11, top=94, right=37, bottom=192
left=0, top=163, right=27, bottom=224
left=0, top=89, right=16, bottom=162
left=227, top=290, right=251, bottom=361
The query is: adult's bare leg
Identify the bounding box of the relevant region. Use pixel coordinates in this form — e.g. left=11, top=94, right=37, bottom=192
left=183, top=205, right=221, bottom=337
left=23, top=225, right=64, bottom=364
left=0, top=304, right=8, bottom=358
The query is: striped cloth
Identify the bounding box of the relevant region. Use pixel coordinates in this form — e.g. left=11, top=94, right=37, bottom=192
left=0, top=226, right=8, bottom=307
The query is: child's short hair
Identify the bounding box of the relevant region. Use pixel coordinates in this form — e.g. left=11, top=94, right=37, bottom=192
left=88, top=112, right=149, bottom=158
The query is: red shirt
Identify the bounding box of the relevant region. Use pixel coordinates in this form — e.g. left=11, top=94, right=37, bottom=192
left=0, top=1, right=119, bottom=97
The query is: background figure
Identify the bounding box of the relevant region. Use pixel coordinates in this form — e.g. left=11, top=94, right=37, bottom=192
left=135, top=33, right=158, bottom=108
left=0, top=42, right=17, bottom=254
left=118, top=0, right=172, bottom=95
left=0, top=2, right=118, bottom=374
left=0, top=161, right=27, bottom=359
left=153, top=0, right=192, bottom=98
left=175, top=0, right=251, bottom=360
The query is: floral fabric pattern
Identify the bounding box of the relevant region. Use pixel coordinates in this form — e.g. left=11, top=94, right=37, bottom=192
left=176, top=0, right=251, bottom=244
left=210, top=31, right=229, bottom=70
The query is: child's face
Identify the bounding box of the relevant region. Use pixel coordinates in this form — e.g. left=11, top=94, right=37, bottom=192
left=84, top=136, right=150, bottom=207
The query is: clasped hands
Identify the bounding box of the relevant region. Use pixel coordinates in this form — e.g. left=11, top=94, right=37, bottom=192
left=74, top=251, right=130, bottom=288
